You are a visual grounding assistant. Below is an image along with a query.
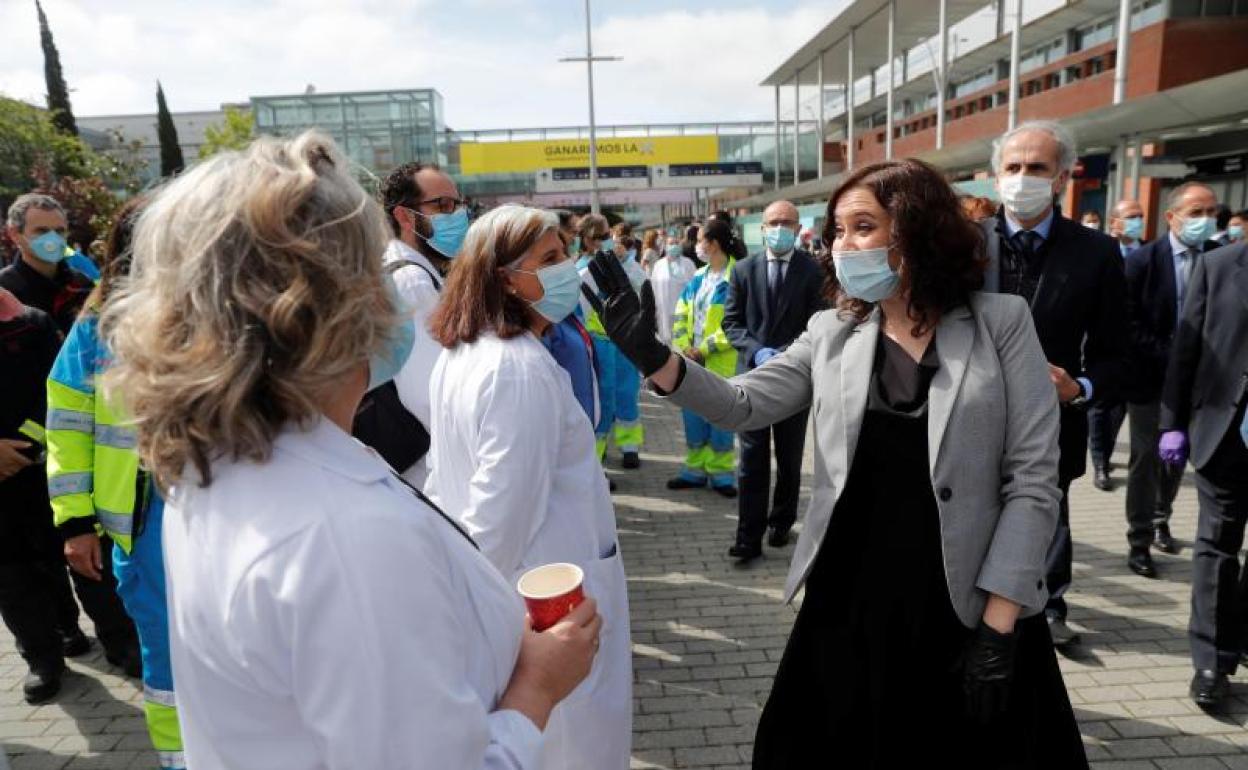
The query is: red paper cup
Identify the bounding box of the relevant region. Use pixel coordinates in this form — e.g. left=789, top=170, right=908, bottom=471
left=517, top=563, right=585, bottom=632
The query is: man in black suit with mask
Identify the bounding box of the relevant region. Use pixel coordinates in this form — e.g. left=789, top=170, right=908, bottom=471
left=981, top=120, right=1129, bottom=648
left=722, top=200, right=825, bottom=562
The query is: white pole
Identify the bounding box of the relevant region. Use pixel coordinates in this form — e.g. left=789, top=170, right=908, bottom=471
left=1008, top=0, right=1022, bottom=130
left=584, top=0, right=601, bottom=215
left=847, top=27, right=856, bottom=171
left=817, top=51, right=826, bottom=179
left=774, top=85, right=782, bottom=190
left=1113, top=0, right=1132, bottom=104
left=886, top=0, right=896, bottom=160
left=937, top=0, right=948, bottom=150
left=793, top=70, right=801, bottom=186
left=1131, top=135, right=1142, bottom=200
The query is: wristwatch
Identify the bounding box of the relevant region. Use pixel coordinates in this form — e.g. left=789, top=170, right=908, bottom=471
left=1067, top=380, right=1088, bottom=408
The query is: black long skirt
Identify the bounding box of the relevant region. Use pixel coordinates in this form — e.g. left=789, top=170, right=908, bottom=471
left=752, top=407, right=1088, bottom=769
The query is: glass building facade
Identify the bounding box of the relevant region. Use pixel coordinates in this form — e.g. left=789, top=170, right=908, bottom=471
left=250, top=89, right=446, bottom=177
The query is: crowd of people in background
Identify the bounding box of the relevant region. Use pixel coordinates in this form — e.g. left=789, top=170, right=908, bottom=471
left=0, top=116, right=1246, bottom=769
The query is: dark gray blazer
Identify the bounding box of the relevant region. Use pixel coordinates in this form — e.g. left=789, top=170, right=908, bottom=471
left=664, top=292, right=1061, bottom=628
left=1160, top=243, right=1248, bottom=470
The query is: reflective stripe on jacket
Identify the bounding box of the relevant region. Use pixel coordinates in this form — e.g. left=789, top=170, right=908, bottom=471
left=672, top=258, right=738, bottom=378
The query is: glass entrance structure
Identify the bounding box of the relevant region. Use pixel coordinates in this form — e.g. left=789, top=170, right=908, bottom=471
left=250, top=89, right=447, bottom=174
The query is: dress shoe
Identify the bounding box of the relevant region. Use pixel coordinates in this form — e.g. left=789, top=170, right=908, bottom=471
left=727, top=542, right=763, bottom=562
left=1128, top=547, right=1157, bottom=578
left=61, top=628, right=91, bottom=658
left=106, top=646, right=143, bottom=679
left=712, top=485, right=738, bottom=499
left=767, top=527, right=791, bottom=548
left=667, top=476, right=706, bottom=490
left=1153, top=523, right=1179, bottom=554
left=1047, top=616, right=1080, bottom=647
left=621, top=452, right=641, bottom=470
left=23, top=666, right=63, bottom=705
left=1093, top=467, right=1113, bottom=492
left=1190, top=669, right=1229, bottom=708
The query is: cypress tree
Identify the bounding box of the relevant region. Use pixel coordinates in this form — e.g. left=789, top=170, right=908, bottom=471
left=156, top=82, right=185, bottom=177
left=36, top=0, right=77, bottom=136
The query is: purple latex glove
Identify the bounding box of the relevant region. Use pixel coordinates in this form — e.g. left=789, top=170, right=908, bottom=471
left=1158, top=430, right=1189, bottom=467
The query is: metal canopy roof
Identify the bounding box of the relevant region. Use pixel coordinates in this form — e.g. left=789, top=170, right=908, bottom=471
left=760, top=0, right=989, bottom=87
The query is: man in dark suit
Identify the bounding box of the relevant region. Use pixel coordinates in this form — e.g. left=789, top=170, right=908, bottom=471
left=722, top=200, right=824, bottom=561
left=983, top=120, right=1129, bottom=647
left=1124, top=182, right=1221, bottom=576
left=1158, top=242, right=1248, bottom=708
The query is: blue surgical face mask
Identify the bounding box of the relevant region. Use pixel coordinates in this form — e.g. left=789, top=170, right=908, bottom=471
left=1122, top=216, right=1144, bottom=241
left=600, top=237, right=615, bottom=254
left=514, top=259, right=583, bottom=323
left=28, top=231, right=68, bottom=264
left=764, top=226, right=796, bottom=254
left=626, top=248, right=637, bottom=262
left=1228, top=224, right=1244, bottom=242
left=1179, top=215, right=1215, bottom=248
left=415, top=206, right=470, bottom=259
left=665, top=243, right=682, bottom=258
left=568, top=236, right=581, bottom=259
left=368, top=278, right=416, bottom=391
left=832, top=245, right=900, bottom=302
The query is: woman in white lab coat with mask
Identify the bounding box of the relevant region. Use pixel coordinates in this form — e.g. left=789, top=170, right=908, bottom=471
left=96, top=134, right=601, bottom=770
left=426, top=204, right=633, bottom=770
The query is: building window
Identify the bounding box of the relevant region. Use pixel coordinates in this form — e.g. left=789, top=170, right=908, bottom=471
left=1133, top=0, right=1166, bottom=27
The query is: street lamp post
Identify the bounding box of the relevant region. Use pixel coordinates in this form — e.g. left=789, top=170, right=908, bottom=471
left=559, top=0, right=620, bottom=215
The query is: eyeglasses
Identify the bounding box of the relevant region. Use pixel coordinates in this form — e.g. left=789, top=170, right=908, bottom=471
left=417, top=196, right=467, bottom=215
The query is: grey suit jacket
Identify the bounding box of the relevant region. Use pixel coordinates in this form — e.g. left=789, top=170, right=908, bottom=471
left=665, top=292, right=1061, bottom=628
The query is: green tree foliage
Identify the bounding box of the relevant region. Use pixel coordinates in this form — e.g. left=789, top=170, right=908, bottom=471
left=36, top=0, right=77, bottom=137
left=156, top=82, right=184, bottom=177
left=199, top=106, right=255, bottom=159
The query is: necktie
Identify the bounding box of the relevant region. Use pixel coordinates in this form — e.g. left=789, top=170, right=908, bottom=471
left=1011, top=230, right=1040, bottom=261
left=769, top=259, right=786, bottom=311
left=1176, top=249, right=1192, bottom=311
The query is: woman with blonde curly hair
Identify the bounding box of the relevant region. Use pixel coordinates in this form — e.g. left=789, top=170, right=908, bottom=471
left=99, top=134, right=600, bottom=769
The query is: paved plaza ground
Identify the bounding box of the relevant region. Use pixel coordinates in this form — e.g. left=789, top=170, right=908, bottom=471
left=1, top=394, right=1244, bottom=769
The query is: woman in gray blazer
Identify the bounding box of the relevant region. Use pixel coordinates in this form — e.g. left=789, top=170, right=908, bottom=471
left=584, top=158, right=1086, bottom=768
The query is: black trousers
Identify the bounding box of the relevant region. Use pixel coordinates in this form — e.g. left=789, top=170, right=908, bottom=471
left=0, top=470, right=137, bottom=672
left=1126, top=400, right=1184, bottom=548
left=1188, top=416, right=1248, bottom=674
left=1044, top=480, right=1074, bottom=621
left=1087, top=398, right=1125, bottom=472
left=736, top=409, right=809, bottom=547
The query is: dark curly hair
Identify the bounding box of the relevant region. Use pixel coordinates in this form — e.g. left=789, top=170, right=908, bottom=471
left=820, top=158, right=986, bottom=336
left=379, top=161, right=441, bottom=237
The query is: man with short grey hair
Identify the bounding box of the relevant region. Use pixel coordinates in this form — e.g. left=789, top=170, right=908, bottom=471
left=2, top=194, right=93, bottom=334
left=982, top=120, right=1129, bottom=648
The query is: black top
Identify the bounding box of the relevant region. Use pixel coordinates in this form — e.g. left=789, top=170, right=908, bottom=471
left=872, top=333, right=940, bottom=415
left=0, top=308, right=62, bottom=495
left=0, top=258, right=93, bottom=336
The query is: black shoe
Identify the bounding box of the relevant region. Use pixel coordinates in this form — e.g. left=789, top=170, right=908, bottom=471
left=1153, top=523, right=1179, bottom=554
left=1093, top=467, right=1113, bottom=492
left=727, top=542, right=763, bottom=562
left=61, top=628, right=91, bottom=658
left=1128, top=547, right=1157, bottom=578
left=608, top=478, right=617, bottom=492
left=621, top=452, right=641, bottom=470
left=667, top=476, right=707, bottom=490
left=106, top=646, right=143, bottom=679
left=713, top=485, right=738, bottom=499
left=1190, top=670, right=1229, bottom=708
left=23, top=666, right=63, bottom=705
left=1047, top=616, right=1081, bottom=647
left=767, top=527, right=791, bottom=548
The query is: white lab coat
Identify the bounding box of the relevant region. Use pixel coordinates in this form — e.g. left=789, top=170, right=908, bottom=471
left=426, top=332, right=633, bottom=770
left=650, top=254, right=696, bottom=344
left=384, top=238, right=443, bottom=489
left=163, top=419, right=545, bottom=770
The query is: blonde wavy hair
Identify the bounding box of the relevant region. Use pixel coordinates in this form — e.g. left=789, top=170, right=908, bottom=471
left=99, top=131, right=396, bottom=487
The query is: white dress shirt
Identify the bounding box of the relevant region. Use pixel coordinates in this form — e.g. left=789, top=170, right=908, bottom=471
left=384, top=238, right=443, bottom=488
left=164, top=418, right=543, bottom=769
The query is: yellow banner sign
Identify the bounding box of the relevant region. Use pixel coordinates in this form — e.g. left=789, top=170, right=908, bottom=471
left=458, top=135, right=720, bottom=175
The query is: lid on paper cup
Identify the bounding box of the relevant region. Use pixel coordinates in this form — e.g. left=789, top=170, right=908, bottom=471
left=517, top=563, right=584, bottom=599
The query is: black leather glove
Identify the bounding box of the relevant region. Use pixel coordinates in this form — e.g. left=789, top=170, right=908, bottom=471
left=961, top=621, right=1018, bottom=725
left=582, top=253, right=673, bottom=377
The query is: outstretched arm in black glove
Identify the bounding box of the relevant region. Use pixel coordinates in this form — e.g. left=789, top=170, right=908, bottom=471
left=583, top=253, right=678, bottom=381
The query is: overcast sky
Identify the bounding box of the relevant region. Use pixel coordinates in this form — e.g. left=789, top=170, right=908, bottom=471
left=0, top=0, right=858, bottom=130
